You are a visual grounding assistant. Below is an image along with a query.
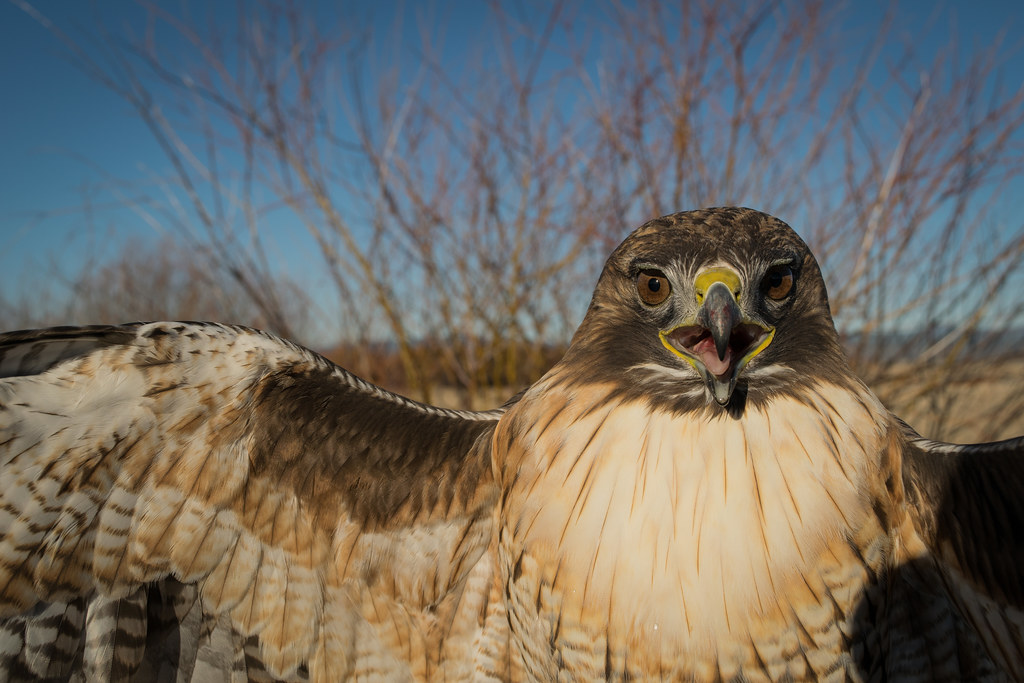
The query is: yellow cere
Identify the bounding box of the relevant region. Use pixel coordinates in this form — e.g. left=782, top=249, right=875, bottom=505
left=694, top=268, right=742, bottom=303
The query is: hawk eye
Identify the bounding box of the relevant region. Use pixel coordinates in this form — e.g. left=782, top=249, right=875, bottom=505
left=763, top=265, right=795, bottom=300
left=637, top=270, right=671, bottom=305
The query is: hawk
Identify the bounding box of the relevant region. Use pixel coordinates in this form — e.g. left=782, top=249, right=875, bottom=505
left=1, top=207, right=1022, bottom=681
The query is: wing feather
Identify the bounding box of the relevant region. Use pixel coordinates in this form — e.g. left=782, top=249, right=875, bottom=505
left=900, top=423, right=1024, bottom=606
left=0, top=322, right=503, bottom=680
left=899, top=421, right=1024, bottom=675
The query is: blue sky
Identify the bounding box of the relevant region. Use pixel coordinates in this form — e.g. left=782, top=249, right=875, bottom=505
left=1, top=1, right=1023, bottom=341
left=0, top=1, right=503, bottom=321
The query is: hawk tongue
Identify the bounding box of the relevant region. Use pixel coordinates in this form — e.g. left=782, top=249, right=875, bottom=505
left=693, top=336, right=732, bottom=378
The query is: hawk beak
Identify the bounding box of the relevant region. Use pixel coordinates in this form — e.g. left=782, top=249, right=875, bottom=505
left=659, top=271, right=775, bottom=405
left=701, top=282, right=740, bottom=363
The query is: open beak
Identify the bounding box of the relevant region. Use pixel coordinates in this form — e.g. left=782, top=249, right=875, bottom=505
left=659, top=272, right=774, bottom=405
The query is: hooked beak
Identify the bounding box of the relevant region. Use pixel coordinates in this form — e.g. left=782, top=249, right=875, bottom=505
left=659, top=273, right=775, bottom=405
left=702, top=282, right=741, bottom=363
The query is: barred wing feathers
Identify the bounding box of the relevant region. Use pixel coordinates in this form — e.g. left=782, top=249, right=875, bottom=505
left=0, top=322, right=502, bottom=681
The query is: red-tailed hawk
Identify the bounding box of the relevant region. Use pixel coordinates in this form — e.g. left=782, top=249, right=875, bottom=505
left=1, top=207, right=1022, bottom=681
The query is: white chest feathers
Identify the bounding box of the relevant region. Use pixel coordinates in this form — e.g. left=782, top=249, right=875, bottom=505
left=496, top=380, right=891, bottom=654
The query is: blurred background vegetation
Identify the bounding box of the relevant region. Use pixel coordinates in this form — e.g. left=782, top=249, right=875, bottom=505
left=3, top=1, right=1023, bottom=442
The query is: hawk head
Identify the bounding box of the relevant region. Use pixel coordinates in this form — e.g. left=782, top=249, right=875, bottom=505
left=564, top=207, right=851, bottom=414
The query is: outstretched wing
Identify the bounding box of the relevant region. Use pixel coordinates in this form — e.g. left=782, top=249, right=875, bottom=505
left=897, top=421, right=1024, bottom=675
left=0, top=322, right=503, bottom=681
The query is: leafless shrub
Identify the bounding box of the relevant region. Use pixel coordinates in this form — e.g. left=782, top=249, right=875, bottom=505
left=71, top=237, right=314, bottom=332
left=0, top=237, right=313, bottom=337
left=11, top=0, right=1024, bottom=437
